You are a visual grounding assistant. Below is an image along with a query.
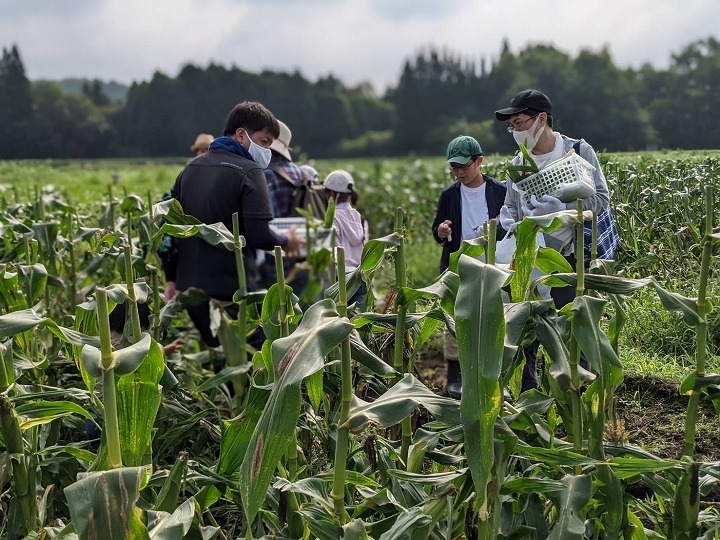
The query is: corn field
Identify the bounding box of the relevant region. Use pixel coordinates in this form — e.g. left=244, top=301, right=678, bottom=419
left=0, top=153, right=719, bottom=539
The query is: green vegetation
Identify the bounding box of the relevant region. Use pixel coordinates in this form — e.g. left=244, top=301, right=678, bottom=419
left=3, top=37, right=720, bottom=158
left=0, top=152, right=718, bottom=538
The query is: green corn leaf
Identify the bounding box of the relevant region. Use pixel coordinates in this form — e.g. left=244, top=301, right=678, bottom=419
left=651, top=281, right=703, bottom=327
left=154, top=222, right=235, bottom=252
left=548, top=475, right=592, bottom=540
left=116, top=338, right=164, bottom=466
left=455, top=255, right=509, bottom=518
left=605, top=457, right=680, bottom=479
left=448, top=236, right=487, bottom=273
left=15, top=400, right=93, bottom=430
left=146, top=497, right=197, bottom=539
left=154, top=452, right=189, bottom=514
left=541, top=273, right=651, bottom=295
left=297, top=503, right=343, bottom=540
left=238, top=298, right=353, bottom=524
left=19, top=263, right=48, bottom=306
left=671, top=461, right=700, bottom=540
left=349, top=330, right=397, bottom=376
left=120, top=194, right=145, bottom=215
left=64, top=467, right=150, bottom=540
left=519, top=143, right=540, bottom=171
left=151, top=198, right=202, bottom=226
left=500, top=477, right=566, bottom=495
left=398, top=271, right=458, bottom=318
left=342, top=373, right=460, bottom=432
left=343, top=519, right=370, bottom=540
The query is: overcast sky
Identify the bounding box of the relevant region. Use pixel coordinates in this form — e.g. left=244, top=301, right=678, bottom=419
left=1, top=0, right=717, bottom=93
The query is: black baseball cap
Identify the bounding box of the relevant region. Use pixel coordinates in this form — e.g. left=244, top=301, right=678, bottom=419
left=495, top=89, right=552, bottom=121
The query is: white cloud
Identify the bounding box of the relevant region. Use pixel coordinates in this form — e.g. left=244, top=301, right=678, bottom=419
left=1, top=0, right=718, bottom=91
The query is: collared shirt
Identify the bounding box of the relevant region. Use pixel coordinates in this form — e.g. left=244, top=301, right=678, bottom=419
left=264, top=157, right=304, bottom=218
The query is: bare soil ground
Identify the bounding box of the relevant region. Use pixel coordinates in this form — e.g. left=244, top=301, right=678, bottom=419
left=413, top=350, right=720, bottom=462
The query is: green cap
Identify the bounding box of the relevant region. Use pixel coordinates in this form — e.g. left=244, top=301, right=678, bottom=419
left=446, top=136, right=483, bottom=164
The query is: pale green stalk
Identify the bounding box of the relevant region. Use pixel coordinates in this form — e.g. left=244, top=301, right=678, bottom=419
left=67, top=213, right=78, bottom=310
left=231, top=213, right=248, bottom=409
left=683, top=185, right=713, bottom=458
left=275, top=246, right=289, bottom=337
left=569, top=201, right=585, bottom=473
left=391, top=208, right=412, bottom=466
left=331, top=247, right=351, bottom=523
left=0, top=394, right=38, bottom=534
left=486, top=218, right=497, bottom=266
left=107, top=184, right=115, bottom=228
left=123, top=244, right=142, bottom=342
left=96, top=287, right=123, bottom=468
left=273, top=244, right=304, bottom=536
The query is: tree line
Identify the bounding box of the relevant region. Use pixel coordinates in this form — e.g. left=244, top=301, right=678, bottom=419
left=1, top=37, right=719, bottom=160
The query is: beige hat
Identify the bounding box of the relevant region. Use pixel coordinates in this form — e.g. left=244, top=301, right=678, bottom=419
left=191, top=133, right=214, bottom=153
left=269, top=121, right=293, bottom=161
left=323, top=170, right=354, bottom=193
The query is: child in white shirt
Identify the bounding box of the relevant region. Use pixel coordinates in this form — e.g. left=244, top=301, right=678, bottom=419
left=323, top=170, right=367, bottom=309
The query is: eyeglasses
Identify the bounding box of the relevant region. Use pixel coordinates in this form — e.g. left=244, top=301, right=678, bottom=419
left=506, top=114, right=538, bottom=132
left=449, top=159, right=475, bottom=171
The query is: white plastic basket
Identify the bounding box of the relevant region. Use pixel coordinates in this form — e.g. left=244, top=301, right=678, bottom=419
left=513, top=152, right=596, bottom=201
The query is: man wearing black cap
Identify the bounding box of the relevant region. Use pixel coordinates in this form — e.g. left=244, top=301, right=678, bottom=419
left=494, top=89, right=618, bottom=391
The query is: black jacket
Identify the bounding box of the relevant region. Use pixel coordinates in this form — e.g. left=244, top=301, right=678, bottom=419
left=431, top=175, right=507, bottom=273
left=169, top=149, right=273, bottom=299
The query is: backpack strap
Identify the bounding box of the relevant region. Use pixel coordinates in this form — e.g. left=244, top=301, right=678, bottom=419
left=268, top=163, right=297, bottom=185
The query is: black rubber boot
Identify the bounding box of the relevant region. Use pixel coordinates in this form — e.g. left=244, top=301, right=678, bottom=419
left=445, top=360, right=462, bottom=400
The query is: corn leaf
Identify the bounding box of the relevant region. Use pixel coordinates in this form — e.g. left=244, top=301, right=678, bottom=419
left=238, top=298, right=354, bottom=524
left=15, top=400, right=93, bottom=430
left=342, top=373, right=460, bottom=431
left=64, top=467, right=149, bottom=540
left=547, top=474, right=592, bottom=540
left=455, top=255, right=508, bottom=518
left=117, top=338, right=164, bottom=466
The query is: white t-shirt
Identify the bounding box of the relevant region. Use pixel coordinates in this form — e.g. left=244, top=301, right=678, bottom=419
left=531, top=132, right=565, bottom=169
left=460, top=182, right=488, bottom=241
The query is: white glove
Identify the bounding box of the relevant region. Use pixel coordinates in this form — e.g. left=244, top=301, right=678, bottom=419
left=525, top=194, right=565, bottom=216
left=498, top=205, right=518, bottom=233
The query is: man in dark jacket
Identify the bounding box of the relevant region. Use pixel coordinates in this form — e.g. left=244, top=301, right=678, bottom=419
left=431, top=135, right=506, bottom=399
left=164, top=101, right=302, bottom=350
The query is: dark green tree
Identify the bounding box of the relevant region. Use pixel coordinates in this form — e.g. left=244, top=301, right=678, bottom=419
left=389, top=47, right=480, bottom=155
left=31, top=81, right=112, bottom=158
left=0, top=45, right=33, bottom=158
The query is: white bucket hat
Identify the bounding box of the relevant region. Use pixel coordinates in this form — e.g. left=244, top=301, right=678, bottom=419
left=269, top=120, right=293, bottom=161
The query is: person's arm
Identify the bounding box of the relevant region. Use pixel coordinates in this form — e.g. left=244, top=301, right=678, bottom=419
left=432, top=191, right=451, bottom=244
left=243, top=217, right=287, bottom=250
left=243, top=217, right=304, bottom=256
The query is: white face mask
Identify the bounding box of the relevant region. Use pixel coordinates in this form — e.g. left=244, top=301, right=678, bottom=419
left=512, top=115, right=543, bottom=152
left=245, top=131, right=272, bottom=169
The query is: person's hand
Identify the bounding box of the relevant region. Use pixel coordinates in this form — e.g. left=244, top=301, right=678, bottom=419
left=283, top=225, right=306, bottom=257
left=164, top=281, right=178, bottom=301
left=437, top=220, right=453, bottom=240
left=163, top=338, right=184, bottom=355
left=498, top=206, right=518, bottom=234
left=524, top=194, right=565, bottom=216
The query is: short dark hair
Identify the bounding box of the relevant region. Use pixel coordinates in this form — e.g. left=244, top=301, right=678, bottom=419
left=526, top=109, right=553, bottom=128
left=223, top=101, right=280, bottom=138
